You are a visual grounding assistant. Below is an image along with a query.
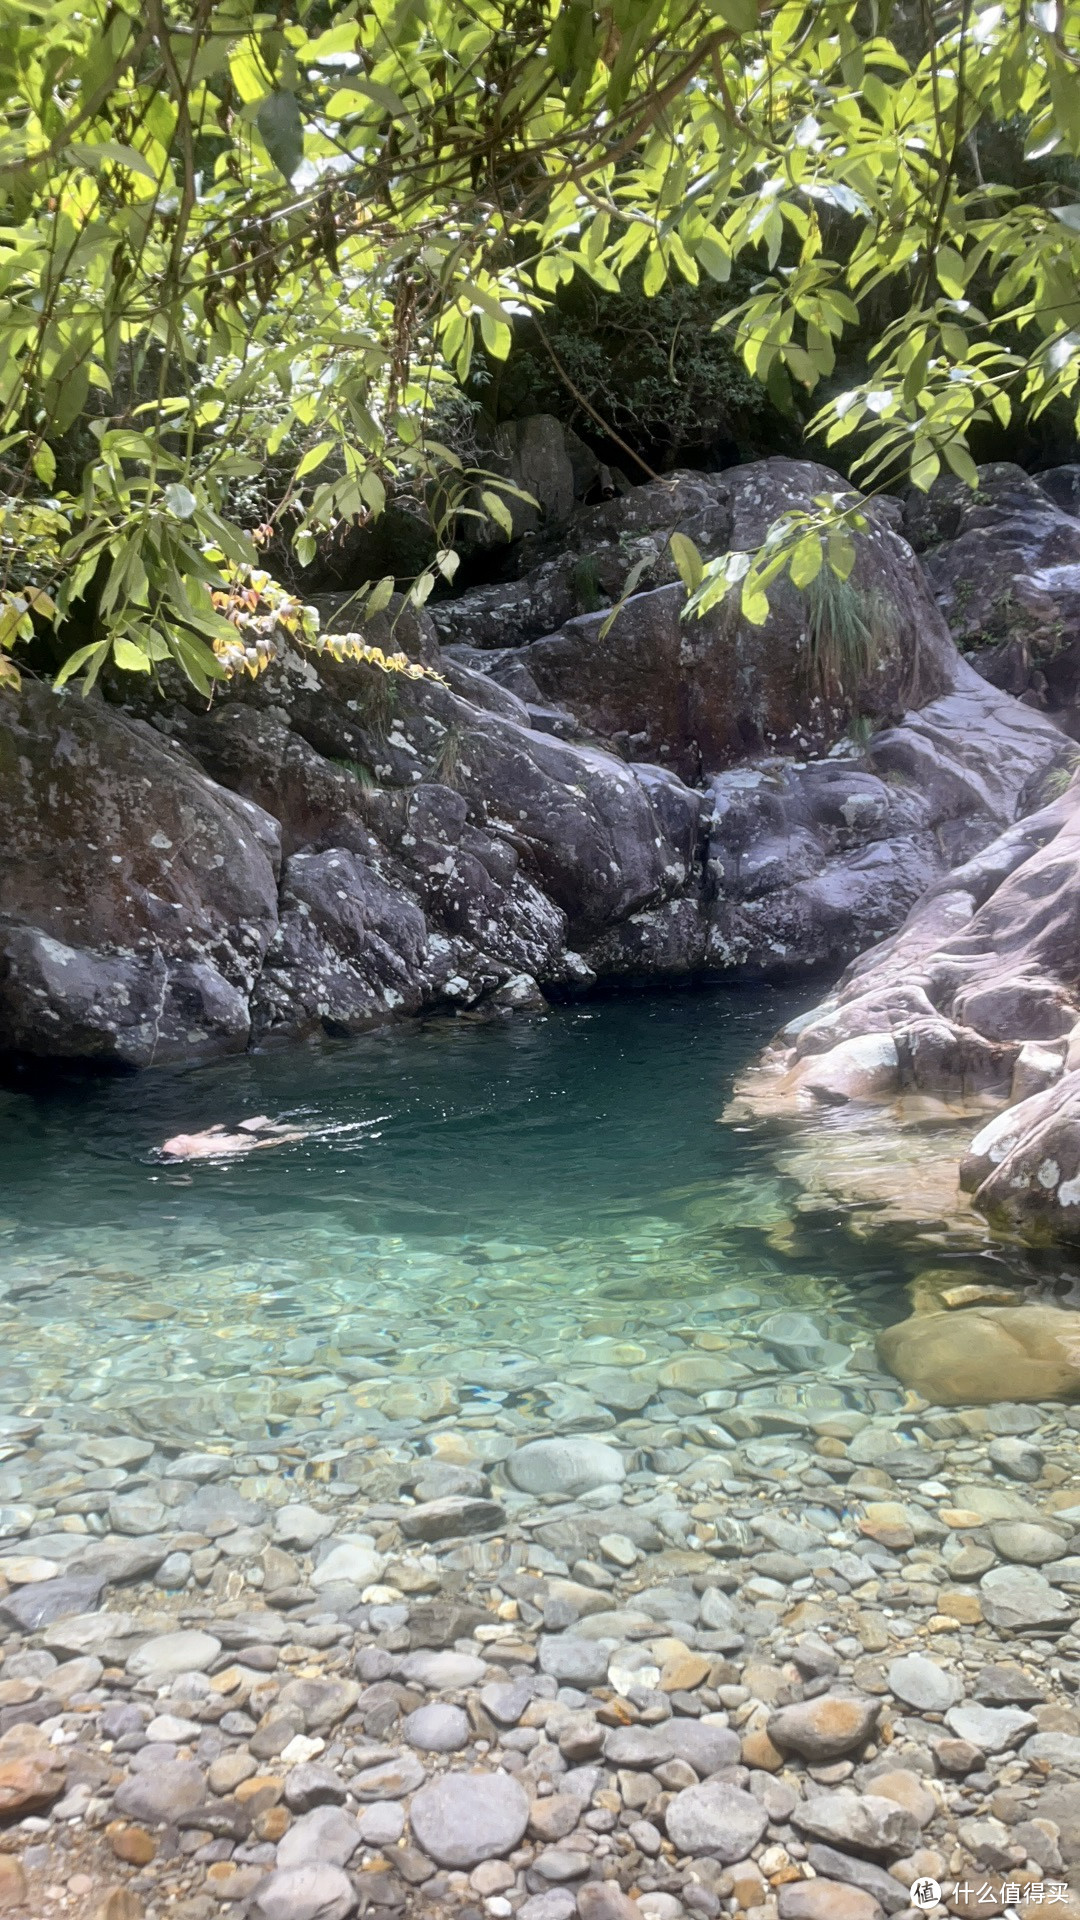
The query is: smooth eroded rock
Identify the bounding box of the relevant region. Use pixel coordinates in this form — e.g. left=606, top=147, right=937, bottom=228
left=408, top=1769, right=530, bottom=1867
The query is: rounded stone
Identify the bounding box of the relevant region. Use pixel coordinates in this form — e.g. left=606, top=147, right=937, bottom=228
left=778, top=1884, right=881, bottom=1920
left=768, top=1694, right=880, bottom=1761
left=664, top=1781, right=769, bottom=1861
left=112, top=1759, right=206, bottom=1826
left=402, top=1703, right=471, bottom=1752
left=409, top=1769, right=530, bottom=1867
left=990, top=1521, right=1068, bottom=1565
left=253, top=1863, right=357, bottom=1920
left=505, top=1437, right=625, bottom=1497
left=310, top=1543, right=384, bottom=1590
left=401, top=1650, right=488, bottom=1690
left=276, top=1805, right=362, bottom=1872
left=538, top=1636, right=613, bottom=1687
left=358, top=1801, right=405, bottom=1846
left=945, top=1703, right=1036, bottom=1753
left=887, top=1653, right=963, bottom=1715
left=127, top=1630, right=221, bottom=1684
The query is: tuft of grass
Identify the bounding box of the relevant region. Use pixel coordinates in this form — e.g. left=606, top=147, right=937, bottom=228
left=571, top=553, right=606, bottom=613
left=431, top=721, right=462, bottom=786
left=1040, top=762, right=1076, bottom=803
left=805, top=573, right=896, bottom=698
left=352, top=663, right=398, bottom=738
left=330, top=756, right=377, bottom=788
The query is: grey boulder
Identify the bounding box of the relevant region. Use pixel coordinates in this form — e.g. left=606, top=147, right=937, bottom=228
left=408, top=1769, right=530, bottom=1867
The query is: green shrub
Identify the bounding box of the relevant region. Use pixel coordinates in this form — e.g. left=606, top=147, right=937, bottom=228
left=475, top=267, right=795, bottom=473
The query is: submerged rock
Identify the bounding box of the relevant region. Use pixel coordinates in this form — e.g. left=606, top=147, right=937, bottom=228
left=505, top=1437, right=625, bottom=1496
left=408, top=1770, right=530, bottom=1867
left=877, top=1305, right=1080, bottom=1405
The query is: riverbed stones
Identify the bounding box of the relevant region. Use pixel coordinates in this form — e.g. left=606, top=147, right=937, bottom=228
left=408, top=1770, right=530, bottom=1867
left=112, top=1760, right=206, bottom=1826
left=777, top=1884, right=882, bottom=1920
left=505, top=1438, right=625, bottom=1496
left=0, top=1750, right=66, bottom=1816
left=310, top=1541, right=384, bottom=1588
left=879, top=1306, right=1080, bottom=1404
left=401, top=1649, right=487, bottom=1689
left=989, top=1519, right=1066, bottom=1563
left=276, top=1805, right=362, bottom=1871
left=254, top=1864, right=357, bottom=1920
left=538, top=1634, right=613, bottom=1686
left=126, top=1630, right=221, bottom=1684
left=664, top=1781, right=768, bottom=1860
left=979, top=1564, right=1075, bottom=1633
left=402, top=1702, right=470, bottom=1750
left=793, top=1791, right=921, bottom=1857
left=768, top=1693, right=880, bottom=1760
left=399, top=1493, right=506, bottom=1539
left=13, top=1069, right=1080, bottom=1920
left=273, top=1503, right=334, bottom=1549
left=806, top=1845, right=911, bottom=1913
left=0, top=1572, right=104, bottom=1631
left=887, top=1653, right=963, bottom=1713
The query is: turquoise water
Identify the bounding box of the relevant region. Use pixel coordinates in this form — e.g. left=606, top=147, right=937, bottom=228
left=0, top=986, right=806, bottom=1242
left=0, top=988, right=950, bottom=1448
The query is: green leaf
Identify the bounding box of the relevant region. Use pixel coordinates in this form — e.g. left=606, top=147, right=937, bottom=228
left=789, top=534, right=823, bottom=588
left=365, top=574, right=395, bottom=615
left=70, top=139, right=158, bottom=183
left=642, top=247, right=668, bottom=297
left=479, top=311, right=512, bottom=359
left=942, top=441, right=979, bottom=486
left=163, top=482, right=197, bottom=520
left=32, top=442, right=55, bottom=486
left=910, top=450, right=941, bottom=492
left=112, top=637, right=152, bottom=672
left=296, top=441, right=334, bottom=479
left=935, top=246, right=967, bottom=299
left=294, top=530, right=317, bottom=566
left=696, top=236, right=732, bottom=282
left=359, top=469, right=386, bottom=515
left=826, top=530, right=856, bottom=581
left=669, top=531, right=704, bottom=593
left=55, top=639, right=109, bottom=688
left=741, top=579, right=770, bottom=625
left=481, top=489, right=514, bottom=538
left=256, top=91, right=305, bottom=180
left=709, top=0, right=758, bottom=29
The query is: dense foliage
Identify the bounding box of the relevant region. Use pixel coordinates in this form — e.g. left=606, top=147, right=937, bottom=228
left=479, top=268, right=783, bottom=474
left=1, top=0, right=1079, bottom=691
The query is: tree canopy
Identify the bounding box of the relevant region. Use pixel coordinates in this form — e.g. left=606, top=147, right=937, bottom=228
left=1, top=0, right=1079, bottom=692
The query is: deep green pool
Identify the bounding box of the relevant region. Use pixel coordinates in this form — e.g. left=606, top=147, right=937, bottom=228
left=0, top=987, right=979, bottom=1449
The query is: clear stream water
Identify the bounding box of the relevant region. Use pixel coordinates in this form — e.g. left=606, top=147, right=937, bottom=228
left=0, top=987, right=1009, bottom=1451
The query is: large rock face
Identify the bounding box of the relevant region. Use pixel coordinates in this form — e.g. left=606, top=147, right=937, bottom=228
left=585, top=676, right=1064, bottom=984
left=730, top=759, right=1080, bottom=1250
left=0, top=683, right=280, bottom=1066
left=0, top=456, right=1068, bottom=1068
left=908, top=461, right=1080, bottom=723
left=443, top=458, right=960, bottom=782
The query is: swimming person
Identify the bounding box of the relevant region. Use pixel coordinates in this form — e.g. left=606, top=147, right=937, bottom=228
left=156, top=1116, right=311, bottom=1161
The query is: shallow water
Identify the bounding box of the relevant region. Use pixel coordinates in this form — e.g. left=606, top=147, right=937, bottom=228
left=0, top=987, right=998, bottom=1450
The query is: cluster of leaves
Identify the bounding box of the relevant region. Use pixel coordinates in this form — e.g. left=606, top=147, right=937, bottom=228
left=670, top=490, right=868, bottom=630
left=2, top=0, right=1080, bottom=685
left=478, top=268, right=779, bottom=472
